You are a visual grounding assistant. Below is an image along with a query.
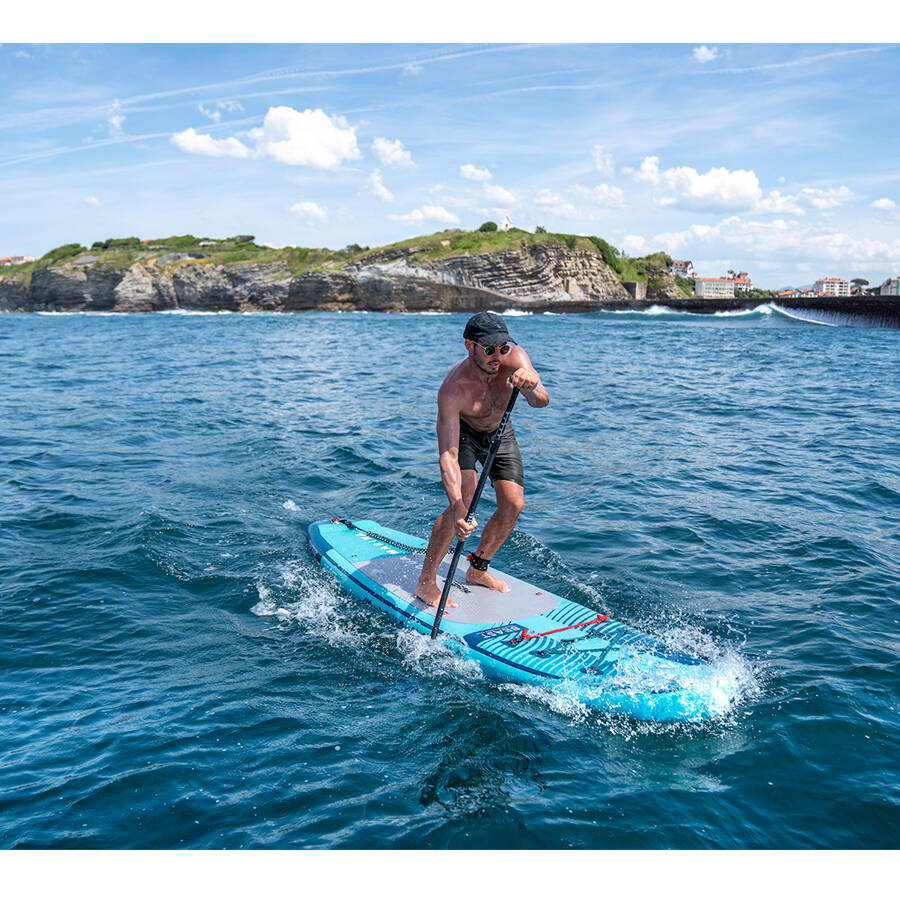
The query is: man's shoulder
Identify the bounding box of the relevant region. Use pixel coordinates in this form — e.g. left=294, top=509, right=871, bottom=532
left=438, top=360, right=473, bottom=405
left=439, top=358, right=469, bottom=387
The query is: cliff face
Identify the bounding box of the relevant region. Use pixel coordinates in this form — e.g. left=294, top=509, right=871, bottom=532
left=1, top=245, right=689, bottom=313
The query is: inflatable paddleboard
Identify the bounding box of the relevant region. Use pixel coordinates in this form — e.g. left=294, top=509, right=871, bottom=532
left=308, top=518, right=736, bottom=722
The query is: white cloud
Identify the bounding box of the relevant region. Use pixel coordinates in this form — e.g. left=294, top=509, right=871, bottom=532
left=632, top=155, right=762, bottom=212
left=592, top=144, right=614, bottom=176
left=389, top=205, right=459, bottom=225
left=755, top=185, right=855, bottom=215
left=652, top=215, right=900, bottom=271
left=403, top=63, right=423, bottom=76
left=693, top=46, right=719, bottom=64
left=199, top=100, right=244, bottom=123
left=248, top=107, right=360, bottom=169
left=572, top=183, right=625, bottom=208
left=83, top=196, right=102, bottom=208
left=797, top=186, right=854, bottom=209
left=756, top=190, right=805, bottom=215
left=871, top=197, right=896, bottom=212
left=170, top=127, right=251, bottom=158
left=372, top=136, right=414, bottom=169
left=483, top=183, right=516, bottom=205
left=461, top=163, right=492, bottom=182
left=621, top=234, right=648, bottom=255
left=634, top=156, right=660, bottom=184
left=199, top=105, right=222, bottom=124
left=368, top=169, right=394, bottom=202
left=662, top=165, right=761, bottom=211
left=534, top=189, right=580, bottom=219
left=107, top=100, right=124, bottom=137
left=289, top=201, right=328, bottom=222
left=172, top=107, right=360, bottom=169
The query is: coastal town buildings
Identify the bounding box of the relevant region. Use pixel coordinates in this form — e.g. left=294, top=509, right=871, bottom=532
left=777, top=288, right=819, bottom=299
left=0, top=255, right=36, bottom=266
left=670, top=259, right=694, bottom=277
left=727, top=269, right=753, bottom=290
left=694, top=277, right=735, bottom=299
left=880, top=277, right=900, bottom=296
left=814, top=277, right=850, bottom=296
left=693, top=268, right=753, bottom=298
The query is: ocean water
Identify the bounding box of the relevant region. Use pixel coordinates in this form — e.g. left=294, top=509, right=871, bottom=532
left=1, top=306, right=898, bottom=849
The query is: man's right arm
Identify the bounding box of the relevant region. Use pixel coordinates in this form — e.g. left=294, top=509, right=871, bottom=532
left=436, top=384, right=476, bottom=539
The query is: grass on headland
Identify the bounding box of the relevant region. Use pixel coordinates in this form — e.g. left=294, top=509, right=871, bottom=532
left=1, top=227, right=682, bottom=292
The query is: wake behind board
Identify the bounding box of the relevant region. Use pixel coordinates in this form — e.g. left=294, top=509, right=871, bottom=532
left=308, top=518, right=736, bottom=722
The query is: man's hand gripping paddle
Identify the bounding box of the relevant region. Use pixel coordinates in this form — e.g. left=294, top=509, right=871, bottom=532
left=430, top=384, right=520, bottom=639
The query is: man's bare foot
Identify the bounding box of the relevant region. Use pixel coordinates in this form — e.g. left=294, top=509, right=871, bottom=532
left=465, top=566, right=510, bottom=592
left=413, top=580, right=458, bottom=609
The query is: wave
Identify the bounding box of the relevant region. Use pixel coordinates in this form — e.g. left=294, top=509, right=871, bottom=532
left=36, top=310, right=122, bottom=316
left=602, top=303, right=773, bottom=320
left=156, top=308, right=237, bottom=316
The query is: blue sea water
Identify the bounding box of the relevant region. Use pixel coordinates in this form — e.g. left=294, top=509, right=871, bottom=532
left=1, top=306, right=898, bottom=849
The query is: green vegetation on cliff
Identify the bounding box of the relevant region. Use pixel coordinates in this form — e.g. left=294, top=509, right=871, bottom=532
left=1, top=227, right=685, bottom=295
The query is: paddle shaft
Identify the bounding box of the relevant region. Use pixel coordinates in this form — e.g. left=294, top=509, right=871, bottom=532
left=430, top=386, right=520, bottom=639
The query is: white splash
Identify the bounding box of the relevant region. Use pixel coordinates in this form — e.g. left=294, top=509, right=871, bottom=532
left=395, top=629, right=485, bottom=682
left=250, top=560, right=367, bottom=649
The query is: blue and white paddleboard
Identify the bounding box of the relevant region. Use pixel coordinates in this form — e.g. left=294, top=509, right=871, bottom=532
left=308, top=518, right=736, bottom=722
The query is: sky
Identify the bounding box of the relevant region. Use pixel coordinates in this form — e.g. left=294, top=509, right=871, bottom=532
left=2, top=35, right=900, bottom=288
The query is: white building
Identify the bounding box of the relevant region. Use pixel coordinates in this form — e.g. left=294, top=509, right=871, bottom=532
left=727, top=269, right=753, bottom=291
left=500, top=215, right=513, bottom=232
left=694, top=277, right=735, bottom=299
left=0, top=255, right=36, bottom=266
left=880, top=277, right=900, bottom=296
left=671, top=259, right=694, bottom=277
left=814, top=277, right=850, bottom=296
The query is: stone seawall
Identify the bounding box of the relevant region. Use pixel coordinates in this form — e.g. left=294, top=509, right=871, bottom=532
left=773, top=296, right=900, bottom=328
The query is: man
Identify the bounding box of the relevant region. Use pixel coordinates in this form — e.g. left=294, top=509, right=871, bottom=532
left=414, top=312, right=550, bottom=608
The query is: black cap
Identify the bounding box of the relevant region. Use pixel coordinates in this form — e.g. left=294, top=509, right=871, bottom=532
left=463, top=312, right=517, bottom=347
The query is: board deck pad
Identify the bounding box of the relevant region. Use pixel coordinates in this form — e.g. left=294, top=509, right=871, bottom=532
left=308, top=518, right=738, bottom=722
left=357, top=554, right=558, bottom=624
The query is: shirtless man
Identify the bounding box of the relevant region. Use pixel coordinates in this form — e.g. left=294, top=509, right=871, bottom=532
left=414, top=312, right=550, bottom=608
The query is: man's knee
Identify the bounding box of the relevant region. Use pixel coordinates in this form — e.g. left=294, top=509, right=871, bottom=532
left=497, top=487, right=525, bottom=520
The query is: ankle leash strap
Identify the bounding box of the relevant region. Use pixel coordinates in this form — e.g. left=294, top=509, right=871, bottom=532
left=467, top=552, right=491, bottom=571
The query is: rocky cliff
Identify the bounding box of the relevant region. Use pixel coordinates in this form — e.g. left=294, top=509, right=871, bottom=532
left=1, top=243, right=694, bottom=314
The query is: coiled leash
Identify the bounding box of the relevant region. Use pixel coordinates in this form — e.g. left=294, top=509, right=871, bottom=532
left=330, top=518, right=471, bottom=593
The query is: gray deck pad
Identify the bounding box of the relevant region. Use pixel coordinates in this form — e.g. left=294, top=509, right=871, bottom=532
left=356, top=553, right=558, bottom=625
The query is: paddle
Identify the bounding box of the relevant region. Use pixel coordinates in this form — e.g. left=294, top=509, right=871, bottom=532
left=430, top=383, right=520, bottom=639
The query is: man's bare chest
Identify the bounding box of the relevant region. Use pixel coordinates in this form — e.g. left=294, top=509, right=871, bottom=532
left=458, top=381, right=510, bottom=426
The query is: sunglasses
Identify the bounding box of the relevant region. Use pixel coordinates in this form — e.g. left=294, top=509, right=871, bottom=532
left=476, top=342, right=511, bottom=357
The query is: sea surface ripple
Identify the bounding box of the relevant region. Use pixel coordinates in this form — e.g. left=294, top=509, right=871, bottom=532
left=1, top=309, right=898, bottom=848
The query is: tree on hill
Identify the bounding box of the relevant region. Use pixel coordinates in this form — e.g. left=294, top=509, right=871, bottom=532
left=478, top=221, right=498, bottom=232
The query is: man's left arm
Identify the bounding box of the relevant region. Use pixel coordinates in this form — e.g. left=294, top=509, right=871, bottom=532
left=508, top=348, right=549, bottom=408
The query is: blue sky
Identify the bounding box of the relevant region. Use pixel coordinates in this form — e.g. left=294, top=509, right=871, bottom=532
left=2, top=40, right=899, bottom=288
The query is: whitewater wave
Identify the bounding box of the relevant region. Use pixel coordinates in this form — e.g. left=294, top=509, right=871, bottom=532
left=605, top=303, right=773, bottom=319
left=156, top=308, right=237, bottom=315
left=770, top=303, right=840, bottom=327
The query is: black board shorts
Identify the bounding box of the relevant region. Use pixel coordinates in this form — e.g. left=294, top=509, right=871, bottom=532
left=458, top=418, right=524, bottom=486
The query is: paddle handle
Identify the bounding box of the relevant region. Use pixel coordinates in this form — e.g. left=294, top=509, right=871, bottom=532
left=430, top=387, right=520, bottom=639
